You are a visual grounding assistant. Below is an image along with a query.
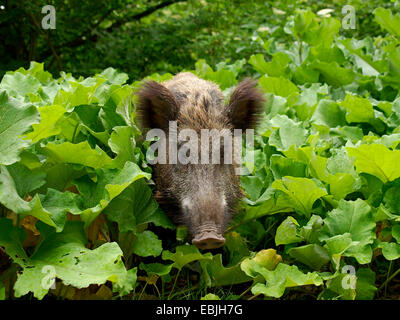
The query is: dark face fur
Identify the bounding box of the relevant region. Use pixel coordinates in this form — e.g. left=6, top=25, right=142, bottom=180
left=137, top=72, right=264, bottom=249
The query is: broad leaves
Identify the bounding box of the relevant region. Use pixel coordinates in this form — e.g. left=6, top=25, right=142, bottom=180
left=0, top=219, right=129, bottom=300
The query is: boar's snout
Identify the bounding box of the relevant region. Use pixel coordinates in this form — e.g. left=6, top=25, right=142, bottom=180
left=192, top=232, right=225, bottom=250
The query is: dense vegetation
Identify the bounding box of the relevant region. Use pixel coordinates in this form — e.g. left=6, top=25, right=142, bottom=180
left=1, top=0, right=400, bottom=300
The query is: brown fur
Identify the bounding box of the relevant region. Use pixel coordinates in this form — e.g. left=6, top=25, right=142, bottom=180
left=137, top=72, right=264, bottom=242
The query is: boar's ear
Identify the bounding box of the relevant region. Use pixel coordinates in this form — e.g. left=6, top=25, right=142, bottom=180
left=224, top=78, right=265, bottom=130
left=136, top=80, right=178, bottom=130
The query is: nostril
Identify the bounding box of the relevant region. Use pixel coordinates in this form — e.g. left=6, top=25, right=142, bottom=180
left=192, top=236, right=225, bottom=249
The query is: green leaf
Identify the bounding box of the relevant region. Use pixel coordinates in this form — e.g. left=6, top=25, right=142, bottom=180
left=241, top=176, right=264, bottom=201
left=319, top=199, right=376, bottom=264
left=0, top=283, right=5, bottom=300
left=272, top=177, right=327, bottom=218
left=0, top=72, right=41, bottom=98
left=339, top=94, right=374, bottom=124
left=139, top=262, right=174, bottom=277
left=24, top=104, right=66, bottom=143
left=249, top=53, right=291, bottom=77
left=26, top=189, right=83, bottom=232
left=300, top=214, right=324, bottom=243
left=240, top=249, right=282, bottom=279
left=0, top=219, right=127, bottom=300
left=310, top=60, right=355, bottom=87
left=311, top=100, right=346, bottom=128
left=275, top=216, right=302, bottom=246
left=355, top=268, right=377, bottom=300
left=6, top=163, right=46, bottom=198
left=268, top=115, right=308, bottom=151
left=0, top=91, right=40, bottom=165
left=162, top=245, right=213, bottom=270
left=347, top=144, right=400, bottom=183
left=0, top=165, right=32, bottom=213
left=225, top=231, right=250, bottom=266
left=393, top=225, right=400, bottom=243
left=323, top=233, right=356, bottom=269
left=325, top=272, right=356, bottom=300
left=206, top=69, right=237, bottom=90
left=288, top=244, right=330, bottom=270
left=249, top=263, right=323, bottom=298
left=74, top=161, right=151, bottom=227
left=104, top=179, right=174, bottom=233
left=374, top=8, right=400, bottom=38
left=270, top=155, right=307, bottom=180
left=242, top=191, right=293, bottom=222
left=201, top=254, right=251, bottom=287
left=43, top=141, right=115, bottom=169
left=379, top=242, right=400, bottom=260
left=108, top=126, right=136, bottom=168
left=383, top=186, right=400, bottom=213
left=258, top=76, right=299, bottom=98
left=201, top=293, right=220, bottom=300
left=99, top=67, right=129, bottom=85
left=132, top=230, right=162, bottom=257
left=113, top=267, right=137, bottom=296
left=291, top=9, right=317, bottom=39
left=250, top=249, right=282, bottom=271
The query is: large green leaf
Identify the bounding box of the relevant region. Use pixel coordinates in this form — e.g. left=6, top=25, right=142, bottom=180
left=104, top=179, right=174, bottom=233
left=347, top=144, right=400, bottom=183
left=268, top=115, right=308, bottom=151
left=0, top=219, right=128, bottom=300
left=24, top=104, right=66, bottom=143
left=162, top=245, right=213, bottom=270
left=319, top=199, right=376, bottom=264
left=0, top=91, right=40, bottom=165
left=258, top=76, right=299, bottom=98
left=246, top=263, right=324, bottom=298
left=339, top=94, right=374, bottom=124
left=132, top=230, right=163, bottom=257
left=374, top=8, right=400, bottom=38
left=275, top=216, right=302, bottom=246
left=201, top=254, right=251, bottom=287
left=272, top=177, right=327, bottom=218
left=74, top=161, right=151, bottom=227
left=288, top=244, right=330, bottom=270
left=43, top=141, right=115, bottom=169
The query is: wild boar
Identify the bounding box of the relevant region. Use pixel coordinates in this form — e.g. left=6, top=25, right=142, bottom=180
left=137, top=72, right=264, bottom=249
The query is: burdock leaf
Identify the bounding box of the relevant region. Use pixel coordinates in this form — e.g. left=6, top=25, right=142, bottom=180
left=319, top=199, right=376, bottom=264
left=272, top=177, right=327, bottom=218
left=23, top=104, right=66, bottom=143
left=0, top=91, right=40, bottom=165
left=347, top=144, right=400, bottom=183
left=74, top=161, right=151, bottom=227
left=162, top=245, right=213, bottom=270
left=43, top=141, right=115, bottom=169
left=288, top=244, right=330, bottom=270
left=132, top=230, right=163, bottom=257
left=249, top=263, right=323, bottom=298
left=339, top=94, right=374, bottom=124
left=275, top=216, right=302, bottom=246
left=0, top=219, right=127, bottom=300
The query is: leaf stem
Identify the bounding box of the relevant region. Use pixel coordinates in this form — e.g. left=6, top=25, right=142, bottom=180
left=379, top=266, right=400, bottom=292
left=72, top=123, right=80, bottom=143
left=167, top=269, right=181, bottom=300
left=239, top=285, right=252, bottom=298
left=138, top=282, right=148, bottom=300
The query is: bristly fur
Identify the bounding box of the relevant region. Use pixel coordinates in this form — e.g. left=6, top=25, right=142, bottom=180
left=224, top=78, right=265, bottom=130
left=135, top=72, right=265, bottom=243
